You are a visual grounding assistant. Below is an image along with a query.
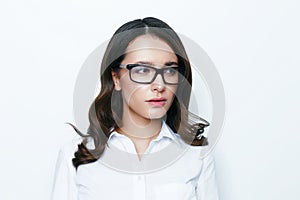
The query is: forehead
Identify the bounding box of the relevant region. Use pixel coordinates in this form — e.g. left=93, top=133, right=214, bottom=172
left=122, top=35, right=178, bottom=64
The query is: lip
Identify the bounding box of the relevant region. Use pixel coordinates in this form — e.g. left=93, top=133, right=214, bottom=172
left=145, top=98, right=167, bottom=106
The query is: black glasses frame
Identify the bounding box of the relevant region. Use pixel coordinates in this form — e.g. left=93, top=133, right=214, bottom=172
left=118, top=64, right=184, bottom=85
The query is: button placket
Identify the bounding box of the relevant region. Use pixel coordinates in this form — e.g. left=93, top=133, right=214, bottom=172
left=133, top=174, right=146, bottom=200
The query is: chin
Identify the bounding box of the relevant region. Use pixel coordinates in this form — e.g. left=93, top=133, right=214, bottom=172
left=147, top=110, right=167, bottom=119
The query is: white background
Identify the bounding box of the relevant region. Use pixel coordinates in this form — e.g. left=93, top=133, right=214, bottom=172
left=0, top=0, right=299, bottom=199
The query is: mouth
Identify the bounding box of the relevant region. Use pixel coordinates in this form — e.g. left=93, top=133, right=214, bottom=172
left=145, top=98, right=167, bottom=106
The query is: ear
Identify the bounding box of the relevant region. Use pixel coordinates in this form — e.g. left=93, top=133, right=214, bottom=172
left=111, top=71, right=122, bottom=91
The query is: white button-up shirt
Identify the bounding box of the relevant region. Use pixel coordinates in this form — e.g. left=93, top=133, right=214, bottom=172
left=51, top=121, right=219, bottom=200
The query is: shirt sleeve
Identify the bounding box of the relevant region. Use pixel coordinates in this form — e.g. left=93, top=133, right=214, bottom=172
left=196, top=154, right=219, bottom=200
left=51, top=141, right=79, bottom=200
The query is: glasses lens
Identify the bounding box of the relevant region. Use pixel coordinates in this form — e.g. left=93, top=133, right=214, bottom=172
left=163, top=68, right=179, bottom=84
left=130, top=65, right=183, bottom=84
left=130, top=65, right=156, bottom=83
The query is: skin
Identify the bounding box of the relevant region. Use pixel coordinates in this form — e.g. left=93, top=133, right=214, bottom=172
left=111, top=34, right=178, bottom=158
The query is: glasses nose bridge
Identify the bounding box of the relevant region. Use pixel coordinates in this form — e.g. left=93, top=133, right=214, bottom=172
left=152, top=68, right=166, bottom=84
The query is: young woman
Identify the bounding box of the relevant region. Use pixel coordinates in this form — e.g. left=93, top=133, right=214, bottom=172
left=52, top=17, right=219, bottom=200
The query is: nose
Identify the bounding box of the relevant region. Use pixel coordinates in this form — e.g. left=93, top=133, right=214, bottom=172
left=151, top=73, right=165, bottom=92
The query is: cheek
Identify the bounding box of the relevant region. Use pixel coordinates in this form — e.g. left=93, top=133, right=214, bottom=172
left=120, top=81, right=145, bottom=105
left=166, top=86, right=178, bottom=108
left=167, top=85, right=178, bottom=96
left=123, top=90, right=139, bottom=106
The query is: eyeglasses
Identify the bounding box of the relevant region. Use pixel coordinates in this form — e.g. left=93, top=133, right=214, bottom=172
left=118, top=64, right=184, bottom=85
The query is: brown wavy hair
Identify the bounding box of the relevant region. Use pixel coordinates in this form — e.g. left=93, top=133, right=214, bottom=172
left=68, top=17, right=209, bottom=170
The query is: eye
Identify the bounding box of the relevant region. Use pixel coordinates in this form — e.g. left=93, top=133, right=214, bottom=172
left=164, top=67, right=178, bottom=76
left=132, top=66, right=151, bottom=74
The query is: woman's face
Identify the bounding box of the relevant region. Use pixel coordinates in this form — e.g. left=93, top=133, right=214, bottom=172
left=112, top=34, right=178, bottom=125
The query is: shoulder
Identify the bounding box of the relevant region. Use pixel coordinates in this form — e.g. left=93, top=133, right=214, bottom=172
left=57, top=136, right=83, bottom=162
left=52, top=136, right=82, bottom=200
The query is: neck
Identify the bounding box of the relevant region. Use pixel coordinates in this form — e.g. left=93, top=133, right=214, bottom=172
left=118, top=118, right=162, bottom=140
left=117, top=109, right=164, bottom=159
left=117, top=109, right=163, bottom=140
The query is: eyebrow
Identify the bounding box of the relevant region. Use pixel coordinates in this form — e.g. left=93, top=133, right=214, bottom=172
left=165, top=61, right=179, bottom=66
left=136, top=61, right=178, bottom=66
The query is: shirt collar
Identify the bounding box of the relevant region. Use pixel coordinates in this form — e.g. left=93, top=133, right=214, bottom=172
left=108, top=120, right=181, bottom=145
left=152, top=120, right=176, bottom=141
